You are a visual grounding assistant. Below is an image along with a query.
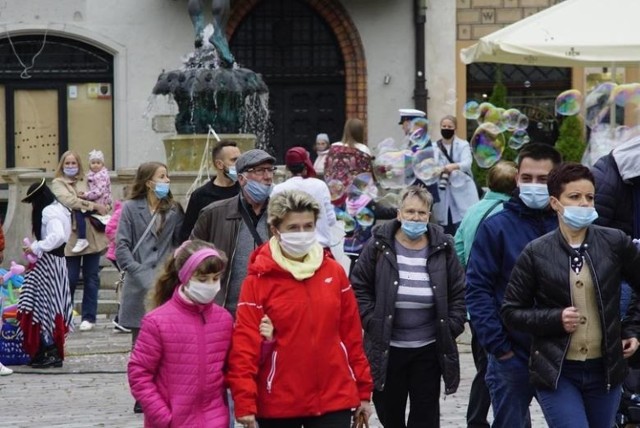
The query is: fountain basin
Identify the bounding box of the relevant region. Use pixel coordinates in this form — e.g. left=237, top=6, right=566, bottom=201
left=163, top=133, right=257, bottom=172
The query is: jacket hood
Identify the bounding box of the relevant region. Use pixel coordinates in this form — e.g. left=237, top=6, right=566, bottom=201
left=373, top=219, right=451, bottom=249
left=612, top=134, right=640, bottom=180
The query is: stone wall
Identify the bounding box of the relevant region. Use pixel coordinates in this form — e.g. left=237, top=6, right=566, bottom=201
left=456, top=0, right=564, bottom=40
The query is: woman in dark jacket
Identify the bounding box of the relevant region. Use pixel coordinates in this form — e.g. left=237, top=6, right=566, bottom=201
left=350, top=185, right=466, bottom=428
left=501, top=163, right=640, bottom=428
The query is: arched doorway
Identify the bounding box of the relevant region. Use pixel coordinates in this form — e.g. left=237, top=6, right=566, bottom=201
left=0, top=34, right=114, bottom=171
left=229, top=0, right=347, bottom=162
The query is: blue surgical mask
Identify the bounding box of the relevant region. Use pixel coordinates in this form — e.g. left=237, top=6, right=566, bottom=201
left=63, top=167, right=79, bottom=177
left=154, top=182, right=170, bottom=199
left=561, top=205, right=598, bottom=230
left=243, top=179, right=272, bottom=203
left=225, top=166, right=238, bottom=182
left=518, top=183, right=549, bottom=209
left=401, top=220, right=428, bottom=240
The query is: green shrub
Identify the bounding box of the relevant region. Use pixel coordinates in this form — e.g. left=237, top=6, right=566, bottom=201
left=555, top=115, right=586, bottom=163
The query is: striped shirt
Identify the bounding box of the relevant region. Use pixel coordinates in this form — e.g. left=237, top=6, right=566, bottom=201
left=390, top=240, right=436, bottom=348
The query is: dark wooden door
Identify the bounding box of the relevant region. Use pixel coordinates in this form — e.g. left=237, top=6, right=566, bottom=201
left=230, top=0, right=346, bottom=162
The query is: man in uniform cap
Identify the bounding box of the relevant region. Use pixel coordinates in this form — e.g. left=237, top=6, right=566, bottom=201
left=398, top=108, right=426, bottom=135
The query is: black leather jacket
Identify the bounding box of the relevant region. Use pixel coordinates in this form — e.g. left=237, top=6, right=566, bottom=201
left=350, top=220, right=466, bottom=394
left=501, top=226, right=640, bottom=390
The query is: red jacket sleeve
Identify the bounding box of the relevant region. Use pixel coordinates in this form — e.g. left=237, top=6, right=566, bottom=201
left=339, top=272, right=374, bottom=401
left=227, top=275, right=264, bottom=418
left=127, top=316, right=172, bottom=427
left=0, top=224, right=5, bottom=251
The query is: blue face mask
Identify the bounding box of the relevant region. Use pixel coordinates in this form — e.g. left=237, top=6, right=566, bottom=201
left=561, top=205, right=599, bottom=230
left=401, top=220, right=428, bottom=240
left=225, top=166, right=238, bottom=182
left=243, top=179, right=272, bottom=203
left=518, top=183, right=549, bottom=209
left=154, top=182, right=170, bottom=199
left=63, top=167, right=79, bottom=177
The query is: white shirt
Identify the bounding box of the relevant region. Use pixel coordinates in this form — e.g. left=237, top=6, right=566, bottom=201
left=272, top=176, right=337, bottom=247
left=31, top=201, right=72, bottom=257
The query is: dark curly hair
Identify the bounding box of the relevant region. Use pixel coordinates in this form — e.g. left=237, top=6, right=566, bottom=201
left=547, top=162, right=595, bottom=199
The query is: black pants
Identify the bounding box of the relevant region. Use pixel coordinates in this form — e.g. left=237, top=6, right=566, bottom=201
left=467, top=322, right=491, bottom=428
left=373, top=344, right=441, bottom=428
left=257, top=409, right=352, bottom=428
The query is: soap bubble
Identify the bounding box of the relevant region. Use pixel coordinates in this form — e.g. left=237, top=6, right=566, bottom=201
left=585, top=82, right=615, bottom=129
left=524, top=80, right=531, bottom=88
left=471, top=123, right=505, bottom=168
left=349, top=173, right=378, bottom=199
left=508, top=129, right=531, bottom=149
left=412, top=146, right=441, bottom=185
left=477, top=102, right=496, bottom=124
left=555, top=89, right=582, bottom=116
left=449, top=170, right=468, bottom=188
left=327, top=179, right=347, bottom=202
left=502, top=108, right=522, bottom=132
left=355, top=207, right=375, bottom=228
left=375, top=137, right=401, bottom=155
left=611, top=83, right=640, bottom=107
left=408, top=118, right=430, bottom=152
left=373, top=150, right=412, bottom=189
left=335, top=208, right=356, bottom=233
left=445, top=88, right=457, bottom=105
left=516, top=113, right=529, bottom=131
left=486, top=107, right=507, bottom=132
left=463, top=101, right=480, bottom=120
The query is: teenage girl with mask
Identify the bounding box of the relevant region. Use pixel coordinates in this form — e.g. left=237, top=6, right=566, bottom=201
left=128, top=239, right=234, bottom=427
left=116, top=161, right=184, bottom=413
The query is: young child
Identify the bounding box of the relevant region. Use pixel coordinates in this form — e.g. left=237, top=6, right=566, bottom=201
left=104, top=186, right=129, bottom=333
left=72, top=150, right=113, bottom=253
left=128, top=239, right=233, bottom=427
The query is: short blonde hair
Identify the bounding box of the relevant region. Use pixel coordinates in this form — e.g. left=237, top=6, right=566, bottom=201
left=268, top=190, right=320, bottom=230
left=400, top=185, right=434, bottom=210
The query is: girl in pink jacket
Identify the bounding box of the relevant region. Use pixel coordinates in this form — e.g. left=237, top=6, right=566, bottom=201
left=127, top=239, right=233, bottom=428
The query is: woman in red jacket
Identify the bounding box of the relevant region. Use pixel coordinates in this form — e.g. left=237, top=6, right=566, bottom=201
left=228, top=190, right=373, bottom=428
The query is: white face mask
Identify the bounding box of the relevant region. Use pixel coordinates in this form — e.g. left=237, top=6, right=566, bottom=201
left=278, top=231, right=317, bottom=258
left=186, top=280, right=220, bottom=304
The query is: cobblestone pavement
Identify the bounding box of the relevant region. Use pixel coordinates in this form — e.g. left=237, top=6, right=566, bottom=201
left=0, top=319, right=546, bottom=427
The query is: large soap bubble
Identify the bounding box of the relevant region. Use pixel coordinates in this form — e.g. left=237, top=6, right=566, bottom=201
left=463, top=101, right=480, bottom=120
left=355, top=207, right=375, bottom=228
left=373, top=150, right=412, bottom=189
left=508, top=129, right=531, bottom=150
left=335, top=208, right=356, bottom=233
left=349, top=172, right=378, bottom=199
left=611, top=83, right=640, bottom=107
left=471, top=123, right=505, bottom=168
left=585, top=82, right=615, bottom=129
left=516, top=113, right=529, bottom=131
left=327, top=179, right=347, bottom=202
left=408, top=118, right=430, bottom=152
left=412, top=146, right=441, bottom=185
left=375, top=137, right=401, bottom=155
left=477, top=102, right=496, bottom=125
left=502, top=108, right=522, bottom=132
left=555, top=89, right=582, bottom=116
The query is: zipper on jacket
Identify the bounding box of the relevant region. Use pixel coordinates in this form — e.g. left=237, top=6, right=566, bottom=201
left=266, top=351, right=278, bottom=393
left=340, top=342, right=356, bottom=381
left=584, top=251, right=611, bottom=390
left=222, top=229, right=240, bottom=309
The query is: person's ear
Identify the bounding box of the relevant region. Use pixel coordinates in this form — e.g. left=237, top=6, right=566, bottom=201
left=270, top=225, right=280, bottom=239
left=549, top=196, right=561, bottom=214
left=396, top=208, right=402, bottom=222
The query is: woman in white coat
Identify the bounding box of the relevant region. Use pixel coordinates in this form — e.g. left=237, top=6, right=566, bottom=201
left=432, top=115, right=479, bottom=235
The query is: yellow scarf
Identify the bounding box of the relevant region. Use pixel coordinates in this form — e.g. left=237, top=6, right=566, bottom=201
left=269, top=236, right=323, bottom=280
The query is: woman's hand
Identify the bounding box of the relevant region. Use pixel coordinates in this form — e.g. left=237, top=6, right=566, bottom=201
left=354, top=400, right=373, bottom=423
left=561, top=306, right=581, bottom=333
left=237, top=415, right=257, bottom=428
left=623, top=338, right=640, bottom=358
left=443, top=163, right=459, bottom=173
left=94, top=204, right=108, bottom=216
left=259, top=315, right=274, bottom=341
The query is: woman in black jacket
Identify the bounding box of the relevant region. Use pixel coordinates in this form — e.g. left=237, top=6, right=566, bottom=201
left=501, top=162, right=640, bottom=428
left=350, top=185, right=466, bottom=428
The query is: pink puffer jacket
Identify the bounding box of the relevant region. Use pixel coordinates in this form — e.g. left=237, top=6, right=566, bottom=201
left=104, top=200, right=122, bottom=262
left=128, top=288, right=233, bottom=428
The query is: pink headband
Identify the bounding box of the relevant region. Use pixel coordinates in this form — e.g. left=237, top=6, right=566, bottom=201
left=177, top=248, right=220, bottom=285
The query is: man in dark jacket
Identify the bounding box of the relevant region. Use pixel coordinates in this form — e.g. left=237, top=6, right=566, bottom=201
left=179, top=140, right=241, bottom=242
left=465, top=143, right=562, bottom=428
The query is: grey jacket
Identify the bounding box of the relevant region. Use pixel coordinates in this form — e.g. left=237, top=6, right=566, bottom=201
left=116, top=198, right=183, bottom=328
left=350, top=220, right=466, bottom=394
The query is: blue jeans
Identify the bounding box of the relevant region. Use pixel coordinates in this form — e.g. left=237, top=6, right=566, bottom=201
left=485, top=354, right=535, bottom=428
left=67, top=253, right=101, bottom=323
left=536, top=359, right=621, bottom=428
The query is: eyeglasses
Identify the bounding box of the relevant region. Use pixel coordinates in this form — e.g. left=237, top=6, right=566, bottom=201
left=245, top=166, right=277, bottom=176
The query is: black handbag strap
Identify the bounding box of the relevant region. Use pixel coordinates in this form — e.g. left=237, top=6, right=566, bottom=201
left=239, top=199, right=264, bottom=246
left=437, top=140, right=455, bottom=164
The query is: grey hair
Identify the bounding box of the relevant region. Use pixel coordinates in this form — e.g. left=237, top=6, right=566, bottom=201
left=267, top=190, right=320, bottom=229
left=399, top=185, right=434, bottom=210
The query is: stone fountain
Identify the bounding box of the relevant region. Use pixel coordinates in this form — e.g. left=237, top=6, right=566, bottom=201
left=152, top=4, right=269, bottom=171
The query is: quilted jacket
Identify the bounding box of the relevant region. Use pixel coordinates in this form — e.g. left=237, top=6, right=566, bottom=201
left=128, top=288, right=233, bottom=428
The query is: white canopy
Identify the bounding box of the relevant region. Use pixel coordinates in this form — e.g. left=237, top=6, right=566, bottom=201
left=460, top=0, right=640, bottom=67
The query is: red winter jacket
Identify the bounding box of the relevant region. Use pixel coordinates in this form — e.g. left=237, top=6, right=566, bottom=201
left=128, top=288, right=233, bottom=428
left=227, top=243, right=373, bottom=419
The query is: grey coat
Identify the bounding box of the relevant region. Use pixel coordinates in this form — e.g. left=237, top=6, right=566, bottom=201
left=116, top=198, right=183, bottom=328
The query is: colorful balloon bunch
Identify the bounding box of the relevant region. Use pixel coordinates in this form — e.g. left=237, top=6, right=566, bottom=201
left=1, top=262, right=26, bottom=324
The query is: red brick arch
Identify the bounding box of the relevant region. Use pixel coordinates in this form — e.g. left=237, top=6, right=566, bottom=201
left=227, top=0, right=368, bottom=126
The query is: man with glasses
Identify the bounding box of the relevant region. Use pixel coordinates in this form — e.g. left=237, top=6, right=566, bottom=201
left=191, top=149, right=276, bottom=317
